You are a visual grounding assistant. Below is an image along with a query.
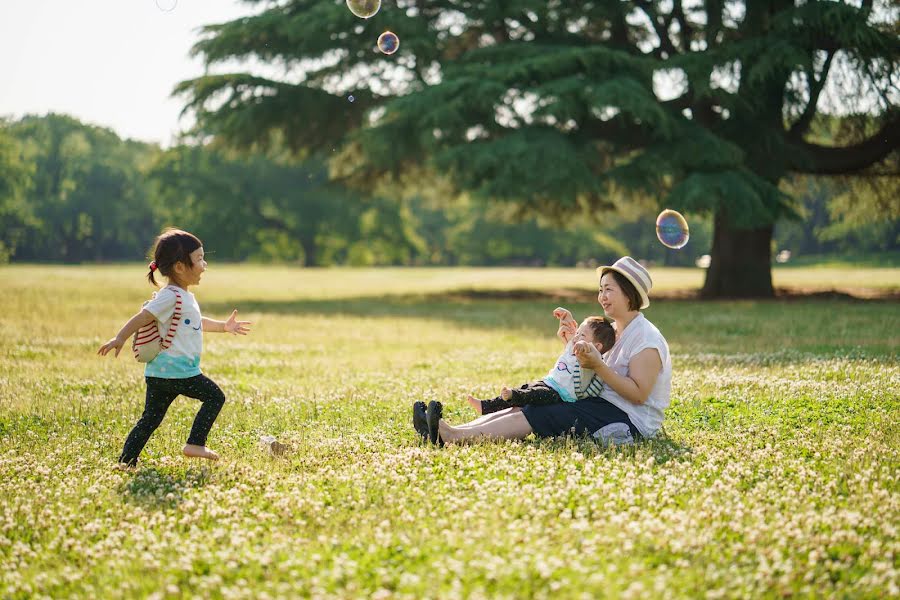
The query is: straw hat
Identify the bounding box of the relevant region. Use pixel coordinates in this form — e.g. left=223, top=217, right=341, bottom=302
left=596, top=256, right=652, bottom=309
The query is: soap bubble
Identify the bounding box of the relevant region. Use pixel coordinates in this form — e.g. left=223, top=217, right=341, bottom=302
left=155, top=0, right=177, bottom=12
left=348, top=95, right=355, bottom=103
left=377, top=31, right=399, bottom=55
left=347, top=0, right=380, bottom=19
left=655, top=209, right=689, bottom=249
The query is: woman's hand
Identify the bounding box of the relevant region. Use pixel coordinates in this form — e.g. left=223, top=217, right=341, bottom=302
left=574, top=340, right=602, bottom=368
left=223, top=310, right=252, bottom=335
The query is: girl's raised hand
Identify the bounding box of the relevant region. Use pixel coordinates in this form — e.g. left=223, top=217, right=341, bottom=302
left=224, top=310, right=252, bottom=335
left=98, top=337, right=125, bottom=358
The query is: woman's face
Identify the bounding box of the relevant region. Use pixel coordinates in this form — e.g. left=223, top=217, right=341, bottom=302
left=598, top=272, right=629, bottom=318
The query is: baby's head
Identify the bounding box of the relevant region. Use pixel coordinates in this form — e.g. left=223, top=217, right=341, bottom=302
left=573, top=316, right=615, bottom=354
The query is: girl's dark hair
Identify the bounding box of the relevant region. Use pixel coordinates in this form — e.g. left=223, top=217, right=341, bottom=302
left=147, top=228, right=202, bottom=287
left=606, top=270, right=643, bottom=312
left=584, top=316, right=616, bottom=353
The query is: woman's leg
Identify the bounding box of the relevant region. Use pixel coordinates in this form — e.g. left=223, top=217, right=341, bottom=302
left=456, top=406, right=522, bottom=428
left=438, top=410, right=533, bottom=444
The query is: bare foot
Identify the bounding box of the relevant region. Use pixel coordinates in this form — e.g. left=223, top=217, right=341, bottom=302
left=182, top=444, right=220, bottom=461
left=466, top=395, right=483, bottom=415
left=500, top=386, right=512, bottom=401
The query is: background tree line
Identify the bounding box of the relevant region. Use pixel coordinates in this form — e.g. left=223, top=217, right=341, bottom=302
left=0, top=112, right=895, bottom=267
left=176, top=0, right=899, bottom=298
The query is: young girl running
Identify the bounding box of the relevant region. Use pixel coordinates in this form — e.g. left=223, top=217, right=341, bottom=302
left=98, top=228, right=251, bottom=467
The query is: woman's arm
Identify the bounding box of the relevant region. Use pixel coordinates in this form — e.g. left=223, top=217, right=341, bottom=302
left=97, top=309, right=155, bottom=357
left=202, top=309, right=251, bottom=335
left=574, top=342, right=662, bottom=405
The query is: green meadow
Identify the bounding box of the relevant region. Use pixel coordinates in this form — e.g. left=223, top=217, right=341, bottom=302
left=1, top=264, right=898, bottom=599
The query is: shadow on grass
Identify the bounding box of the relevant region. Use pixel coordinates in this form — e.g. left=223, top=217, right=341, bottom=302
left=203, top=291, right=898, bottom=358
left=203, top=292, right=595, bottom=337
left=119, top=466, right=213, bottom=510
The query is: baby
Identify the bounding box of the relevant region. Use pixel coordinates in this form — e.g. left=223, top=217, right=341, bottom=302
left=467, top=308, right=615, bottom=415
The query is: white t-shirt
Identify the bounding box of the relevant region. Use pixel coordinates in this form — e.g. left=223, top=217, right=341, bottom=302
left=601, top=313, right=671, bottom=438
left=142, top=285, right=203, bottom=379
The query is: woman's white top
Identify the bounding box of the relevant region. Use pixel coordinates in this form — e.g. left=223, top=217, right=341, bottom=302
left=601, top=313, right=671, bottom=437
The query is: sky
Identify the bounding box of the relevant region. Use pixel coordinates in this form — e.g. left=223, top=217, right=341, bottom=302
left=0, top=0, right=250, bottom=146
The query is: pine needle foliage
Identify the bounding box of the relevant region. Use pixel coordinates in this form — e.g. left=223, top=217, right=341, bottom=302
left=177, top=0, right=899, bottom=294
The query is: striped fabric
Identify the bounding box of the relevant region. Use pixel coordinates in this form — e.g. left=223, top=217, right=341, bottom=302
left=132, top=286, right=182, bottom=362
left=573, top=363, right=605, bottom=399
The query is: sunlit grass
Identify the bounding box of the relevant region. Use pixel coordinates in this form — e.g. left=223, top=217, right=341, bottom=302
left=1, top=265, right=898, bottom=598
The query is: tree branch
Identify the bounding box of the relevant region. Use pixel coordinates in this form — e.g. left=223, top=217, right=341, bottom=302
left=634, top=0, right=678, bottom=57
left=792, top=117, right=900, bottom=175
left=704, top=0, right=724, bottom=48
left=581, top=117, right=653, bottom=150
left=672, top=0, right=695, bottom=51
left=789, top=51, right=835, bottom=139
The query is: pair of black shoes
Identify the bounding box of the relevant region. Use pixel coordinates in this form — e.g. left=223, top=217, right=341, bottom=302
left=413, top=400, right=444, bottom=447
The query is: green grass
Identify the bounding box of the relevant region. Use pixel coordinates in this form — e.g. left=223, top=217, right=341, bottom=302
left=1, top=265, right=898, bottom=598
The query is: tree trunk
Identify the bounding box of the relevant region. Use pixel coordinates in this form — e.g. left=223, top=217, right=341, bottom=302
left=701, top=212, right=775, bottom=299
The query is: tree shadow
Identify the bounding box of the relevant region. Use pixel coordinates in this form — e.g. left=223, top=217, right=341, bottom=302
left=118, top=465, right=213, bottom=510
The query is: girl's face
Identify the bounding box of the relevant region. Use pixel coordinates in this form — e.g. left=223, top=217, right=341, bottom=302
left=177, top=247, right=207, bottom=287
left=598, top=272, right=630, bottom=319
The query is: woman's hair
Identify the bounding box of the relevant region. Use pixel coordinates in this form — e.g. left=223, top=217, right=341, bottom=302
left=147, top=228, right=202, bottom=287
left=584, top=316, right=616, bottom=353
left=607, top=270, right=643, bottom=312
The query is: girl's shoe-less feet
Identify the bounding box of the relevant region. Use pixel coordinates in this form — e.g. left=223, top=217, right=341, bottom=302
left=183, top=444, right=219, bottom=460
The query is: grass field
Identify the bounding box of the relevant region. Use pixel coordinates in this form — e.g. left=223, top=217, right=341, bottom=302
left=1, top=264, right=898, bottom=598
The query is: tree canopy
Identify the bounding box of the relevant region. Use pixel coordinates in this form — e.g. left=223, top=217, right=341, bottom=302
left=177, top=0, right=900, bottom=297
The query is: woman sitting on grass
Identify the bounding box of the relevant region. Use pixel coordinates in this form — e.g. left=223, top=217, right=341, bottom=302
left=416, top=256, right=672, bottom=446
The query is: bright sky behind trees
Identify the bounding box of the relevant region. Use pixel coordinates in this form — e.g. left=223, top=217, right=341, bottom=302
left=0, top=0, right=245, bottom=145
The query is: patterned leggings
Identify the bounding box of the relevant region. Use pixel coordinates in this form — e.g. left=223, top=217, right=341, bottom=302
left=480, top=380, right=563, bottom=414
left=119, top=375, right=226, bottom=466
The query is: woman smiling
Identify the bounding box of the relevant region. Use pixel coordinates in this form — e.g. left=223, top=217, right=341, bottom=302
left=423, top=256, right=672, bottom=446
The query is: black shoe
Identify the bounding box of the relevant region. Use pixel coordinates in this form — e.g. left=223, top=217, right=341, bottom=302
left=412, top=401, right=429, bottom=442
left=427, top=400, right=444, bottom=447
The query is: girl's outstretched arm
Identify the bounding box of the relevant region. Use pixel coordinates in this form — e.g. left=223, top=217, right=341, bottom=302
left=97, top=309, right=155, bottom=357
left=202, top=309, right=251, bottom=335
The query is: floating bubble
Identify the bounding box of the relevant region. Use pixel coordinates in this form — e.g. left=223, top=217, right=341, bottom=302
left=155, top=0, right=177, bottom=11
left=348, top=95, right=355, bottom=103
left=655, top=209, right=689, bottom=249
left=347, top=0, right=380, bottom=19
left=377, top=31, right=399, bottom=55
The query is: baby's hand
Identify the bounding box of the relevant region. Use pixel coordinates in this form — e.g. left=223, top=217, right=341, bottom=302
left=557, top=322, right=576, bottom=343
left=553, top=307, right=573, bottom=321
